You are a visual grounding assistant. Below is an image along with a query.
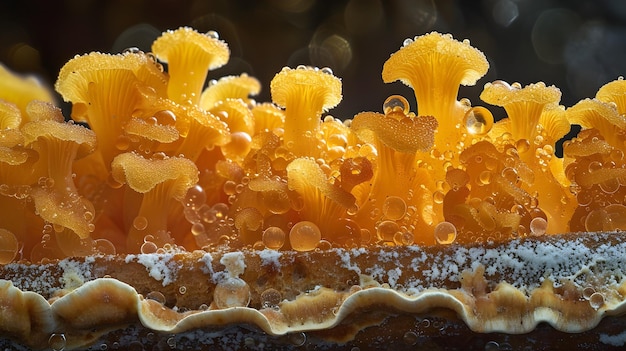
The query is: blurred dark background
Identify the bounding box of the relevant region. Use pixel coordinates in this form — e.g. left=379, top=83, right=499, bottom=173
left=1, top=0, right=626, bottom=124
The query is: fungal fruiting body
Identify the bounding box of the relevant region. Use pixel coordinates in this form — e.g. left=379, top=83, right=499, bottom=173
left=2, top=28, right=626, bottom=350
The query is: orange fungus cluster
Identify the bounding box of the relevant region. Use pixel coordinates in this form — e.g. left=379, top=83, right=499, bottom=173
left=1, top=28, right=626, bottom=263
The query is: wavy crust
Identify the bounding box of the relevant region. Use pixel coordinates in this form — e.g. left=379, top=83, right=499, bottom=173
left=2, top=232, right=626, bottom=350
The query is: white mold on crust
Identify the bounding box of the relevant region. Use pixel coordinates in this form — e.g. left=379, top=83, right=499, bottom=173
left=2, top=232, right=626, bottom=349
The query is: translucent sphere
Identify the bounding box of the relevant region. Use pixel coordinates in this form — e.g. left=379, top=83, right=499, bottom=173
left=382, top=196, right=407, bottom=220
left=434, top=221, right=457, bottom=244
left=0, top=229, right=18, bottom=264
left=383, top=95, right=410, bottom=115
left=289, top=221, right=321, bottom=251
left=262, top=226, right=286, bottom=250
left=463, top=106, right=494, bottom=135
left=214, top=277, right=251, bottom=308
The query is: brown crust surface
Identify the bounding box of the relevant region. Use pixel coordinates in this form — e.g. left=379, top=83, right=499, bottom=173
left=1, top=232, right=626, bottom=350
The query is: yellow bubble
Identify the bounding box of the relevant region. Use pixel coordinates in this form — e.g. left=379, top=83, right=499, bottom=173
left=463, top=106, right=493, bottom=135
left=434, top=221, right=456, bottom=244
left=376, top=220, right=399, bottom=242
left=133, top=216, right=148, bottom=231
left=382, top=196, right=407, bottom=220
left=184, top=185, right=206, bottom=209
left=262, top=226, right=286, bottom=250
left=214, top=277, right=251, bottom=308
left=289, top=221, right=321, bottom=252
left=0, top=229, right=18, bottom=264
left=529, top=217, right=547, bottom=236
left=383, top=95, right=410, bottom=115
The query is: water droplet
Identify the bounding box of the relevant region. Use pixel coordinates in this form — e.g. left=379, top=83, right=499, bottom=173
left=583, top=286, right=595, bottom=300
left=403, top=331, right=418, bottom=345
left=464, top=106, right=494, bottom=135
left=206, top=30, right=219, bottom=39
left=382, top=196, right=407, bottom=220
left=0, top=229, right=18, bottom=264
left=434, top=221, right=457, bottom=244
left=529, top=217, right=547, bottom=236
left=402, top=37, right=414, bottom=47
left=589, top=292, right=605, bottom=310
left=288, top=332, right=307, bottom=346
left=123, top=47, right=142, bottom=54
left=262, top=226, right=286, bottom=250
left=133, top=216, right=148, bottom=231
left=484, top=341, right=499, bottom=351
left=214, top=277, right=251, bottom=308
left=289, top=221, right=321, bottom=252
left=261, top=288, right=282, bottom=308
left=48, top=333, right=66, bottom=351
left=383, top=95, right=410, bottom=115
left=184, top=185, right=206, bottom=209
left=178, top=286, right=187, bottom=295
left=376, top=220, right=400, bottom=242
left=321, top=67, right=333, bottom=75
left=146, top=291, right=166, bottom=305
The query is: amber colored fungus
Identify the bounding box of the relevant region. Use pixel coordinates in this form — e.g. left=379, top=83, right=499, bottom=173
left=0, top=26, right=623, bottom=261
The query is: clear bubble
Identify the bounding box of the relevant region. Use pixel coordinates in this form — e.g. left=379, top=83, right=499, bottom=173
left=206, top=30, right=220, bottom=39
left=262, top=226, right=286, bottom=250
left=529, top=217, right=547, bottom=236
left=376, top=220, right=400, bottom=242
left=589, top=292, right=605, bottom=309
left=146, top=291, right=166, bottom=304
left=261, top=288, right=282, bottom=308
left=464, top=106, right=494, bottom=135
left=184, top=185, right=206, bottom=209
left=133, top=216, right=148, bottom=231
left=382, top=196, right=407, bottom=220
left=434, top=221, right=457, bottom=244
left=403, top=331, right=418, bottom=345
left=289, top=221, right=321, bottom=251
left=49, top=333, right=67, bottom=351
left=383, top=95, right=410, bottom=115
left=288, top=332, right=307, bottom=346
left=484, top=341, right=499, bottom=351
left=214, top=277, right=251, bottom=308
left=0, top=229, right=18, bottom=264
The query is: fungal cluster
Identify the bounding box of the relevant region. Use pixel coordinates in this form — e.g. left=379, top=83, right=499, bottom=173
left=0, top=28, right=625, bottom=263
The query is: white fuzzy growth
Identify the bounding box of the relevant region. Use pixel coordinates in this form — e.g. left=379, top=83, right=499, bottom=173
left=131, top=253, right=178, bottom=286
left=258, top=249, right=282, bottom=269
left=600, top=330, right=626, bottom=346
left=220, top=251, right=246, bottom=278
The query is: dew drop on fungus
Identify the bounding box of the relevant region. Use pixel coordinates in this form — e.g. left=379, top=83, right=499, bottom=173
left=133, top=216, right=148, bottom=231
left=589, top=292, right=605, bottom=310
left=48, top=333, right=67, bottom=351
left=464, top=106, right=493, bottom=135
left=289, top=221, right=321, bottom=251
left=529, top=217, right=547, bottom=236
left=434, top=221, right=457, bottom=244
left=383, top=95, right=410, bottom=115
left=184, top=185, right=206, bottom=209
left=402, top=331, right=418, bottom=345
left=260, top=288, right=282, bottom=308
left=382, top=196, right=407, bottom=220
left=146, top=291, right=166, bottom=305
left=262, top=226, right=286, bottom=250
left=0, top=228, right=19, bottom=264
left=214, top=277, right=251, bottom=308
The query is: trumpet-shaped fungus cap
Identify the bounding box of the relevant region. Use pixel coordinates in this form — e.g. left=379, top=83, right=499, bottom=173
left=152, top=27, right=229, bottom=105
left=287, top=157, right=356, bottom=237
left=539, top=104, right=570, bottom=144
left=481, top=81, right=561, bottom=143
left=351, top=112, right=437, bottom=153
left=596, top=77, right=626, bottom=115
left=382, top=33, right=488, bottom=120
left=200, top=73, right=261, bottom=109
left=0, top=64, right=54, bottom=116
left=123, top=117, right=179, bottom=144
left=270, top=66, right=342, bottom=156
left=111, top=152, right=199, bottom=250
left=22, top=115, right=97, bottom=239
left=567, top=98, right=625, bottom=150
left=111, top=152, right=199, bottom=197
